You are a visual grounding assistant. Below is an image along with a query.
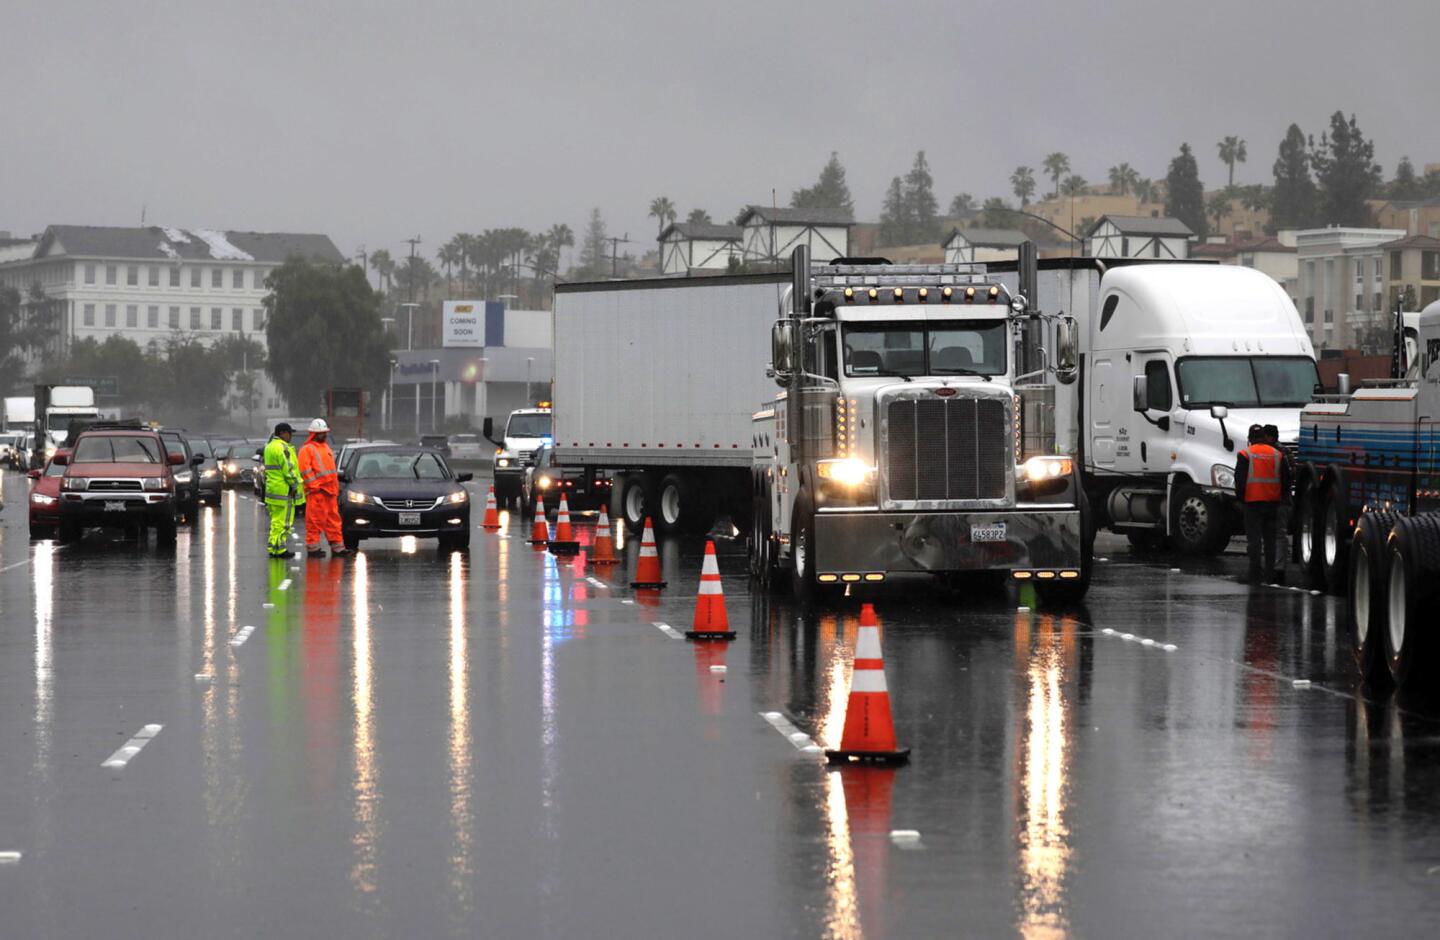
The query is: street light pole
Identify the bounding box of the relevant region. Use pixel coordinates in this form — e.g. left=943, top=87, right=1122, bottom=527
left=387, top=359, right=396, bottom=433
left=398, top=303, right=419, bottom=351
left=429, top=359, right=440, bottom=432
left=526, top=356, right=534, bottom=405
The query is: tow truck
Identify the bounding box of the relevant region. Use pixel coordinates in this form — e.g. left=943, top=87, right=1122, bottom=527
left=484, top=403, right=552, bottom=507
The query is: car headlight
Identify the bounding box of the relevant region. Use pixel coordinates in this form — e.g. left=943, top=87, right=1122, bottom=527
left=1021, top=456, right=1074, bottom=482
left=44, top=445, right=56, bottom=459
left=346, top=490, right=370, bottom=504
left=63, top=477, right=86, bottom=491
left=1211, top=464, right=1237, bottom=490
left=537, top=475, right=553, bottom=490
left=496, top=457, right=511, bottom=468
left=142, top=477, right=165, bottom=491
left=202, top=468, right=218, bottom=479
left=31, top=493, right=57, bottom=505
left=816, top=458, right=874, bottom=487
left=174, top=470, right=194, bottom=484
left=447, top=489, right=468, bottom=504
left=225, top=462, right=238, bottom=473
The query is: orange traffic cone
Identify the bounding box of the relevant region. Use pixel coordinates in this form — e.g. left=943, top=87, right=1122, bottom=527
left=481, top=486, right=500, bottom=531
left=630, top=517, right=667, bottom=589
left=527, top=492, right=549, bottom=546
left=686, top=540, right=735, bottom=640
left=591, top=505, right=618, bottom=565
left=548, top=493, right=579, bottom=555
left=825, top=604, right=909, bottom=765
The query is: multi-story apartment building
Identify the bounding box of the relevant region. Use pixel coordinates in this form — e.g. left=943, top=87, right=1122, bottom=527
left=1294, top=227, right=1404, bottom=352
left=0, top=225, right=344, bottom=360
left=1384, top=234, right=1440, bottom=311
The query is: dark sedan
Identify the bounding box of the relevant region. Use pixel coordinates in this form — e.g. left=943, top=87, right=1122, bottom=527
left=339, top=446, right=473, bottom=552
left=219, top=442, right=261, bottom=489
left=188, top=437, right=223, bottom=507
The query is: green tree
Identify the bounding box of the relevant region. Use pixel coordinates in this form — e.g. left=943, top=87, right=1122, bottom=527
left=1270, top=123, right=1316, bottom=231
left=948, top=192, right=976, bottom=217
left=264, top=259, right=392, bottom=417
left=1061, top=175, right=1089, bottom=197
left=546, top=223, right=575, bottom=275
left=980, top=197, right=1019, bottom=229
left=1042, top=152, right=1070, bottom=198
left=152, top=336, right=230, bottom=419
left=578, top=208, right=609, bottom=278
left=42, top=335, right=152, bottom=406
left=1217, top=136, right=1248, bottom=187
left=1206, top=191, right=1234, bottom=237
left=1311, top=111, right=1381, bottom=226
left=903, top=150, right=940, bottom=243
left=1164, top=142, right=1207, bottom=239
left=1237, top=184, right=1271, bottom=213
left=648, top=196, right=676, bottom=237
left=437, top=239, right=463, bottom=293
left=1389, top=156, right=1420, bottom=200
left=1108, top=163, right=1138, bottom=195
left=685, top=208, right=713, bottom=225
left=877, top=176, right=910, bottom=246
left=1133, top=177, right=1156, bottom=203
left=0, top=285, right=24, bottom=389
left=368, top=248, right=395, bottom=293
left=395, top=254, right=439, bottom=301
left=1010, top=166, right=1036, bottom=206
left=791, top=151, right=855, bottom=213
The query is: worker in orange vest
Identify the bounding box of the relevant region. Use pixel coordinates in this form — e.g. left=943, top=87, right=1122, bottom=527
left=1235, top=424, right=1290, bottom=584
left=298, top=418, right=349, bottom=557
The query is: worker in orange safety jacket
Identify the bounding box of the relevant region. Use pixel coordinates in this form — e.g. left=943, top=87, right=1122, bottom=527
left=298, top=418, right=349, bottom=557
left=1235, top=423, right=1290, bottom=585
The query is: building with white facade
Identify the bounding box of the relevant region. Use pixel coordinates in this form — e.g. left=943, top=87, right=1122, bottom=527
left=0, top=224, right=344, bottom=360
left=1085, top=215, right=1192, bottom=259
left=736, top=206, right=852, bottom=265
left=657, top=223, right=742, bottom=275
left=943, top=228, right=1029, bottom=264
left=1294, top=227, right=1405, bottom=352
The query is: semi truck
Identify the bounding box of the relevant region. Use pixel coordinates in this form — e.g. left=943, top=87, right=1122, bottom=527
left=3, top=396, right=35, bottom=433
left=989, top=260, right=1319, bottom=554
left=554, top=247, right=1093, bottom=603
left=1293, top=300, right=1440, bottom=688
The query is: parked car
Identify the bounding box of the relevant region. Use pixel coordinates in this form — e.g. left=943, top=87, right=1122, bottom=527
left=448, top=432, right=484, bottom=461
left=419, top=434, right=451, bottom=458
left=27, top=449, right=68, bottom=539
left=56, top=424, right=182, bottom=545
left=159, top=429, right=204, bottom=523
left=188, top=436, right=224, bottom=507
left=339, top=445, right=473, bottom=552
left=521, top=443, right=611, bottom=515
left=0, top=432, right=23, bottom=469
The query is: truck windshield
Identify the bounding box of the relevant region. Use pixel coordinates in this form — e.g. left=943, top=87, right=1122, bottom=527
left=843, top=321, right=1006, bottom=377
left=507, top=414, right=552, bottom=437
left=1175, top=356, right=1319, bottom=408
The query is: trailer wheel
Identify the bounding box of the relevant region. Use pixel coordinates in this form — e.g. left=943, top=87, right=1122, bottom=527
left=656, top=474, right=686, bottom=535
left=1296, top=480, right=1326, bottom=588
left=1383, top=514, right=1440, bottom=687
left=1347, top=509, right=1398, bottom=688
left=1320, top=484, right=1351, bottom=594
left=619, top=474, right=652, bottom=535
left=1168, top=482, right=1226, bottom=555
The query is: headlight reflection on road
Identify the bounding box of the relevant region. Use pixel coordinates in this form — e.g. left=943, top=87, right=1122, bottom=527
left=351, top=553, right=380, bottom=898
left=1016, top=612, right=1074, bottom=940
left=447, top=550, right=474, bottom=907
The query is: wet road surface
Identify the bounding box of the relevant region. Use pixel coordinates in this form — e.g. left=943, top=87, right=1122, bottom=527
left=2, top=471, right=1440, bottom=938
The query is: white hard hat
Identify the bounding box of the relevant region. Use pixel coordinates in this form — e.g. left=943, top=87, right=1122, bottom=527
left=308, top=418, right=329, bottom=433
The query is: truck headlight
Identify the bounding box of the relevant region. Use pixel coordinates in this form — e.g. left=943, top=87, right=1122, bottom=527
left=1021, top=456, right=1074, bottom=482
left=347, top=490, right=370, bottom=505
left=816, top=458, right=874, bottom=487
left=1211, top=464, right=1236, bottom=490
left=537, top=475, right=553, bottom=490
left=142, top=477, right=165, bottom=491
left=496, top=457, right=511, bottom=468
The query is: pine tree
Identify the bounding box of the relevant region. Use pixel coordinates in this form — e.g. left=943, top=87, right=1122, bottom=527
left=948, top=193, right=976, bottom=217
left=1270, top=124, right=1316, bottom=231
left=1389, top=156, right=1419, bottom=200
left=878, top=177, right=910, bottom=246
left=1164, top=142, right=1207, bottom=240
left=578, top=208, right=608, bottom=278
left=903, top=151, right=939, bottom=243
left=1311, top=111, right=1381, bottom=227
left=791, top=151, right=855, bottom=213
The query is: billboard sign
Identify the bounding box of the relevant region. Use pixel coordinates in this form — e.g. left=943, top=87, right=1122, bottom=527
left=442, top=301, right=483, bottom=347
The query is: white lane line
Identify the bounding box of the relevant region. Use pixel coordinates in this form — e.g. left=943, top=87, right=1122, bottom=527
left=0, top=851, right=21, bottom=865
left=102, top=724, right=163, bottom=769
left=194, top=673, right=213, bottom=683
left=620, top=599, right=634, bottom=606
left=889, top=830, right=924, bottom=850
left=0, top=546, right=67, bottom=575
left=709, top=664, right=728, bottom=674
left=229, top=625, right=256, bottom=647
left=759, top=711, right=824, bottom=755
left=1099, top=628, right=1177, bottom=652
left=585, top=576, right=608, bottom=590
left=652, top=621, right=683, bottom=640
left=277, top=579, right=292, bottom=591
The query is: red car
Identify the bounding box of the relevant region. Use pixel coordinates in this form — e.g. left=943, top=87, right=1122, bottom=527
left=27, top=450, right=67, bottom=539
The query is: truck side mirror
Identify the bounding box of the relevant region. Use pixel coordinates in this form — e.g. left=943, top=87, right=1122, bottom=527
left=1132, top=375, right=1150, bottom=413
left=1055, top=317, right=1078, bottom=384
left=191, top=454, right=205, bottom=466
left=770, top=320, right=796, bottom=386
left=1210, top=405, right=1229, bottom=420
left=482, top=416, right=500, bottom=446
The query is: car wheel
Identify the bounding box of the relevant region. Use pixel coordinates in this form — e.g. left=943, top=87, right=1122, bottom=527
left=1348, top=510, right=1398, bottom=688
left=29, top=523, right=55, bottom=541
left=343, top=531, right=361, bottom=552
left=58, top=519, right=80, bottom=544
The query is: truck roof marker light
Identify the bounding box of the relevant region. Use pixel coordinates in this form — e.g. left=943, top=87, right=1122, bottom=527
left=1059, top=570, right=1080, bottom=579
left=841, top=573, right=861, bottom=583
left=988, top=286, right=1000, bottom=302
left=965, top=287, right=976, bottom=303
left=941, top=287, right=952, bottom=303
left=918, top=288, right=928, bottom=301
left=1036, top=570, right=1056, bottom=579
left=867, top=288, right=878, bottom=302
left=818, top=574, right=839, bottom=583
left=864, top=573, right=885, bottom=582
left=843, top=287, right=854, bottom=302
left=893, top=288, right=904, bottom=301
left=1012, top=571, right=1033, bottom=579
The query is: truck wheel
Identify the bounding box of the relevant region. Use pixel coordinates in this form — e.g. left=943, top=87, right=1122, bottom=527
left=1168, top=482, right=1225, bottom=555
left=749, top=486, right=781, bottom=588
left=1296, top=481, right=1325, bottom=588
left=1383, top=514, right=1440, bottom=687
left=1347, top=510, right=1398, bottom=687
left=788, top=492, right=832, bottom=604
left=620, top=474, right=651, bottom=535
left=1320, top=485, right=1351, bottom=594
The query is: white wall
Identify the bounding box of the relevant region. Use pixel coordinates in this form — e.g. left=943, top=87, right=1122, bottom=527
left=503, top=308, right=552, bottom=348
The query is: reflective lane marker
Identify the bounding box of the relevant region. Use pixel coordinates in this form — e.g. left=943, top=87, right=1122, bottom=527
left=102, top=724, right=163, bottom=769
left=194, top=673, right=213, bottom=683
left=709, top=664, right=728, bottom=674
left=1169, top=567, right=1182, bottom=573
left=229, top=625, right=256, bottom=647
left=262, top=602, right=275, bottom=609
left=1292, top=679, right=1312, bottom=689
left=652, top=621, right=683, bottom=640
left=620, top=599, right=634, bottom=606
left=759, top=712, right=824, bottom=755
left=890, top=830, right=923, bottom=850
left=1016, top=606, right=1031, bottom=612
left=585, top=576, right=608, bottom=590
left=277, top=579, right=292, bottom=591
left=0, top=851, right=20, bottom=865
left=1100, top=628, right=1177, bottom=652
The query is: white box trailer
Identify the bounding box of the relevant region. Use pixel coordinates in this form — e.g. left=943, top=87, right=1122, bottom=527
left=553, top=273, right=789, bottom=532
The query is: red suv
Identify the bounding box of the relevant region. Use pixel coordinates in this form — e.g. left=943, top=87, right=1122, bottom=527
left=56, top=425, right=183, bottom=545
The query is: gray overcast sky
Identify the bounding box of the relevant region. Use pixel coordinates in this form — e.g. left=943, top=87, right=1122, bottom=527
left=4, top=0, right=1437, bottom=263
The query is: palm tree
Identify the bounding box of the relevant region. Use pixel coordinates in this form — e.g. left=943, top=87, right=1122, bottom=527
left=648, top=196, right=677, bottom=236
left=1206, top=191, right=1234, bottom=237
left=1042, top=152, right=1070, bottom=198
left=438, top=239, right=463, bottom=293
left=1061, top=175, right=1089, bottom=197
left=369, top=249, right=395, bottom=294
left=686, top=208, right=713, bottom=225
left=1217, top=136, right=1248, bottom=187
left=546, top=223, right=575, bottom=275
left=1238, top=184, right=1271, bottom=213
left=1010, top=166, right=1036, bottom=207
left=1108, top=163, right=1139, bottom=195
left=1133, top=177, right=1156, bottom=204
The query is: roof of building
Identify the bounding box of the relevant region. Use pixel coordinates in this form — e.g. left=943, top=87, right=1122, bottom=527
left=31, top=225, right=345, bottom=264
left=1087, top=214, right=1194, bottom=238
left=1192, top=236, right=1296, bottom=259
left=737, top=206, right=855, bottom=227
left=944, top=227, right=1029, bottom=248
left=1380, top=233, right=1440, bottom=250
left=1376, top=195, right=1440, bottom=211
left=657, top=222, right=742, bottom=243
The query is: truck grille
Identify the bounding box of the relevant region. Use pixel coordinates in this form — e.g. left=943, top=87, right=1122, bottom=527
left=885, top=397, right=1008, bottom=502
left=88, top=479, right=143, bottom=492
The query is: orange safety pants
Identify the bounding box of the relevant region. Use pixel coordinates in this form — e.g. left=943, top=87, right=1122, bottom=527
left=304, top=489, right=344, bottom=548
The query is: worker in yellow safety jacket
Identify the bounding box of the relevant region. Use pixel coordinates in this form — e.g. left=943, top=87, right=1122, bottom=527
left=262, top=422, right=304, bottom=558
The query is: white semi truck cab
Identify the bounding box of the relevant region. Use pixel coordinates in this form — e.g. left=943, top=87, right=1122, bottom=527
left=484, top=405, right=552, bottom=505
left=752, top=247, right=1090, bottom=602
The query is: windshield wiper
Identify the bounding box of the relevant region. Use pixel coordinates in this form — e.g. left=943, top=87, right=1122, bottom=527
left=936, top=368, right=993, bottom=382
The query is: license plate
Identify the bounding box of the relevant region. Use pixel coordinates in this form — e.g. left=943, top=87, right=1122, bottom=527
left=970, top=523, right=1007, bottom=543
left=397, top=512, right=421, bottom=526
left=104, top=501, right=127, bottom=512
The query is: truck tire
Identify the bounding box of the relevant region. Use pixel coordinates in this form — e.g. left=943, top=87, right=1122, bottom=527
left=1319, top=483, right=1351, bottom=594
left=1383, top=513, right=1440, bottom=687
left=620, top=474, right=652, bottom=535
left=1295, top=480, right=1326, bottom=589
left=788, top=492, right=831, bottom=604
left=1169, top=481, right=1226, bottom=555
left=1347, top=509, right=1398, bottom=688
left=655, top=473, right=688, bottom=536
left=749, top=482, right=782, bottom=589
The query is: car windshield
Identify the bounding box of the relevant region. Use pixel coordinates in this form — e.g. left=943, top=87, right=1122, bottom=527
left=189, top=439, right=214, bottom=458
left=506, top=413, right=552, bottom=437
left=1175, top=356, right=1320, bottom=408
left=843, top=321, right=1007, bottom=377
left=73, top=435, right=163, bottom=463
left=353, top=451, right=450, bottom=480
